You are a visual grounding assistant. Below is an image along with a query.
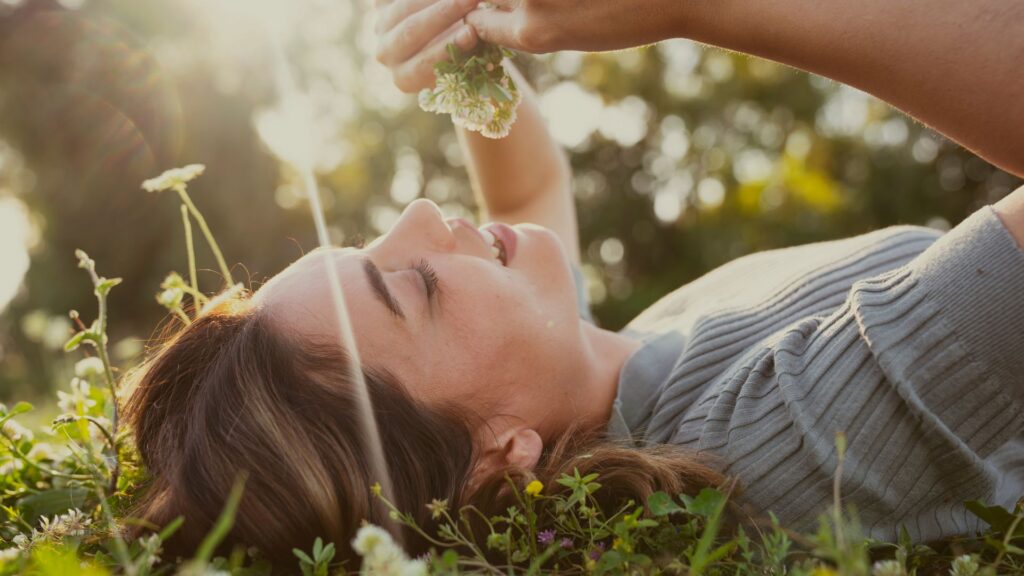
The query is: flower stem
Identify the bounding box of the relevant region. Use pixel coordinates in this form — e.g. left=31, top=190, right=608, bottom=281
left=174, top=185, right=234, bottom=286
left=180, top=204, right=200, bottom=314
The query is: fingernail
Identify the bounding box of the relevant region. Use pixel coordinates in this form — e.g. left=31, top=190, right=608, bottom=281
left=457, top=25, right=474, bottom=46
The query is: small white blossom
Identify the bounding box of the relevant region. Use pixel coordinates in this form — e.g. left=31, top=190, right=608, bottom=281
left=74, top=356, right=105, bottom=379
left=2, top=419, right=32, bottom=442
left=156, top=287, right=185, bottom=309
left=138, top=533, right=162, bottom=567
left=37, top=508, right=92, bottom=540
left=142, top=164, right=205, bottom=193
left=0, top=547, right=20, bottom=562
left=950, top=554, right=979, bottom=576
left=352, top=525, right=427, bottom=576
left=57, top=378, right=97, bottom=414
left=872, top=559, right=905, bottom=576
left=12, top=533, right=34, bottom=550
left=0, top=459, right=25, bottom=476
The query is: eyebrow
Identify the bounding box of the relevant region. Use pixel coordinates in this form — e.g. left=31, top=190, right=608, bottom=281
left=360, top=257, right=405, bottom=321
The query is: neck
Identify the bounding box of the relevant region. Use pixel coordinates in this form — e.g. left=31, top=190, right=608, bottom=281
left=571, top=322, right=643, bottom=432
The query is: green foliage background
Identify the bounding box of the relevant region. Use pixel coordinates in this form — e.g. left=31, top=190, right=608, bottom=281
left=0, top=0, right=1020, bottom=402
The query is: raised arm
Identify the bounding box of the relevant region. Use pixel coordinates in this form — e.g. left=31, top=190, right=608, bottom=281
left=467, top=0, right=1024, bottom=178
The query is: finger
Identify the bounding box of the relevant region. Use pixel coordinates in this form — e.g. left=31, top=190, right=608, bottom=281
left=375, top=0, right=439, bottom=35
left=463, top=7, right=522, bottom=49
left=377, top=0, right=478, bottom=67
left=393, top=22, right=478, bottom=93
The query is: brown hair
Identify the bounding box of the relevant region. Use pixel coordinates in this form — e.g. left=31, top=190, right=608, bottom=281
left=122, top=294, right=732, bottom=570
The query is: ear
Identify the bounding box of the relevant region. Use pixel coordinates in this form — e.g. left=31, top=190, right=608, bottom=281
left=469, top=427, right=544, bottom=489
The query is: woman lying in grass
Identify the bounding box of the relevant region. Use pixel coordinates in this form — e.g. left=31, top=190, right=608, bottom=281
left=123, top=0, right=1024, bottom=568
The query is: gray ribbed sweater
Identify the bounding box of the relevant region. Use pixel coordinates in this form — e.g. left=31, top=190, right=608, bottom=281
left=583, top=206, right=1024, bottom=542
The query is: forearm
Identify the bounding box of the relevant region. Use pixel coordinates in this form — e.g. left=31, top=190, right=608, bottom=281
left=456, top=62, right=571, bottom=216
left=677, top=0, right=1024, bottom=177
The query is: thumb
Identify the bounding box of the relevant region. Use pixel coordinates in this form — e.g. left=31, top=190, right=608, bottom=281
left=464, top=8, right=521, bottom=49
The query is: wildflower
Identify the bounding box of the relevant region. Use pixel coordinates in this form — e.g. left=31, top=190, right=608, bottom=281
left=560, top=537, right=573, bottom=549
left=524, top=480, right=544, bottom=496
left=157, top=287, right=184, bottom=310
left=138, top=533, right=162, bottom=567
left=588, top=541, right=605, bottom=561
left=351, top=524, right=427, bottom=576
left=950, top=555, right=979, bottom=576
left=12, top=533, right=34, bottom=550
left=370, top=482, right=382, bottom=497
left=417, top=89, right=439, bottom=113
left=27, top=442, right=65, bottom=462
left=142, top=164, right=206, bottom=193
left=38, top=508, right=92, bottom=539
left=0, top=547, right=19, bottom=562
left=74, top=357, right=105, bottom=379
left=452, top=98, right=495, bottom=132
left=481, top=102, right=518, bottom=139
left=431, top=73, right=470, bottom=116
left=57, top=378, right=96, bottom=414
left=426, top=498, right=448, bottom=520
left=2, top=419, right=32, bottom=442
left=537, top=529, right=556, bottom=545
left=810, top=568, right=838, bottom=576
left=872, top=560, right=905, bottom=576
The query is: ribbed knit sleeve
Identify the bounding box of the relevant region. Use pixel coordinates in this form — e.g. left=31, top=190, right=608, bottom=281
left=666, top=206, right=1024, bottom=541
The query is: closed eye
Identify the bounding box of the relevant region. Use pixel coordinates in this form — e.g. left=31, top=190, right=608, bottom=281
left=413, top=259, right=441, bottom=303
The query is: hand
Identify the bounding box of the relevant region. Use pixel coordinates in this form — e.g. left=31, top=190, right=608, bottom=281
left=464, top=0, right=682, bottom=54
left=373, top=0, right=481, bottom=93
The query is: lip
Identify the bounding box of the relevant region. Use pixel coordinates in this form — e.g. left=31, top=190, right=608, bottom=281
left=480, top=222, right=517, bottom=266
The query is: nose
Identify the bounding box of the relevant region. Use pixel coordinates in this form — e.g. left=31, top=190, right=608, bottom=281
left=374, top=199, right=456, bottom=256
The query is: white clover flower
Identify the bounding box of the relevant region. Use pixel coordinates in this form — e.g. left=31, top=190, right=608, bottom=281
left=453, top=99, right=495, bottom=132
left=0, top=547, right=20, bottom=562
left=417, top=89, right=439, bottom=113
left=352, top=525, right=426, bottom=576
left=74, top=356, right=105, bottom=379
left=38, top=508, right=92, bottom=540
left=57, top=378, right=97, bottom=414
left=481, top=103, right=518, bottom=139
left=950, top=554, right=979, bottom=576
left=142, top=164, right=206, bottom=193
left=2, top=419, right=32, bottom=442
left=872, top=559, right=905, bottom=576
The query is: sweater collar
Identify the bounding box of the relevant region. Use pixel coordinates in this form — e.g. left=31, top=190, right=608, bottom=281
left=606, top=329, right=686, bottom=444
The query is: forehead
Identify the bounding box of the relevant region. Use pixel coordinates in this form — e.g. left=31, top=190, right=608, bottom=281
left=253, top=247, right=387, bottom=341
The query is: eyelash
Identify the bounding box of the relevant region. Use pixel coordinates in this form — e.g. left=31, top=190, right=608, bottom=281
left=414, top=259, right=441, bottom=300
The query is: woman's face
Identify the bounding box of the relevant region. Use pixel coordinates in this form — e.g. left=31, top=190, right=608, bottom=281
left=254, top=199, right=590, bottom=434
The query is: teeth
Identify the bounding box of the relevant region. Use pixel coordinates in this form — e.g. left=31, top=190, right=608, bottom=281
left=490, top=244, right=501, bottom=259
left=480, top=229, right=497, bottom=247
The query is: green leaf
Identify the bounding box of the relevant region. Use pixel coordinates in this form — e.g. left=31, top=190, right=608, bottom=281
left=11, top=401, right=32, bottom=416
left=682, top=488, right=726, bottom=517
left=292, top=549, right=314, bottom=565
left=966, top=500, right=1018, bottom=532
left=64, top=331, right=88, bottom=352
left=194, top=474, right=247, bottom=562
left=647, top=492, right=685, bottom=516
left=157, top=516, right=185, bottom=542
left=95, top=277, right=122, bottom=297
left=17, top=488, right=92, bottom=523
left=489, top=80, right=513, bottom=103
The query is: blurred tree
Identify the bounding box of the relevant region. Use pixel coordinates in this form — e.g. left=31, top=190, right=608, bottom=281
left=0, top=0, right=1018, bottom=399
